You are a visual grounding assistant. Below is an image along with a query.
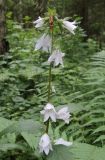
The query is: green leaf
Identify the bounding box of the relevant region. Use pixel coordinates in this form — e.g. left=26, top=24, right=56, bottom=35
left=0, top=143, right=25, bottom=152
left=0, top=117, right=13, bottom=132
left=94, top=135, right=105, bottom=143
left=21, top=132, right=40, bottom=150
left=19, top=66, right=44, bottom=79
left=83, top=118, right=105, bottom=126
left=47, top=145, right=73, bottom=160
left=71, top=143, right=105, bottom=160
left=93, top=125, right=105, bottom=134
left=0, top=119, right=43, bottom=136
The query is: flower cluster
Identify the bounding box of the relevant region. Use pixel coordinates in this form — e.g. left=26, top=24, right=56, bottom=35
left=34, top=16, right=77, bottom=67
left=40, top=103, right=71, bottom=124
left=39, top=103, right=72, bottom=155
left=33, top=16, right=77, bottom=33
left=35, top=34, right=65, bottom=67
left=33, top=15, right=77, bottom=156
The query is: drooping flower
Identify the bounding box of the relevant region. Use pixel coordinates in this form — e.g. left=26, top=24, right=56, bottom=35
left=40, top=103, right=57, bottom=122
left=39, top=133, right=53, bottom=155
left=48, top=50, right=65, bottom=67
left=54, top=138, right=73, bottom=146
left=57, top=107, right=71, bottom=124
left=35, top=34, right=51, bottom=52
left=33, top=16, right=44, bottom=28
left=63, top=20, right=77, bottom=34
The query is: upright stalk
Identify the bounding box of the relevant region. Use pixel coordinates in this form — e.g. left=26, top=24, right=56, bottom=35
left=46, top=16, right=54, bottom=133
left=48, top=30, right=53, bottom=102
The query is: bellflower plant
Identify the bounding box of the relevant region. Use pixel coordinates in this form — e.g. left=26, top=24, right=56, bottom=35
left=33, top=9, right=77, bottom=157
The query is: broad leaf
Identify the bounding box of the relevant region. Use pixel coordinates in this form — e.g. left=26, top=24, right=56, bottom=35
left=0, top=143, right=25, bottom=152
left=47, top=145, right=73, bottom=160
left=0, top=119, right=43, bottom=136
left=0, top=117, right=13, bottom=132
left=71, top=143, right=105, bottom=160
left=21, top=132, right=40, bottom=150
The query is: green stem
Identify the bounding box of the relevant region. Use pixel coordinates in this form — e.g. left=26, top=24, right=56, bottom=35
left=46, top=29, right=54, bottom=133
left=48, top=64, right=52, bottom=102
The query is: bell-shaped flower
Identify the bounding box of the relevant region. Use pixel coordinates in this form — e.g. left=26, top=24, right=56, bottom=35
left=35, top=34, right=51, bottom=52
left=57, top=107, right=71, bottom=124
left=39, top=133, right=53, bottom=155
left=48, top=50, right=65, bottom=67
left=33, top=16, right=44, bottom=28
left=40, top=103, right=57, bottom=122
left=63, top=20, right=77, bottom=34
left=54, top=138, right=73, bottom=146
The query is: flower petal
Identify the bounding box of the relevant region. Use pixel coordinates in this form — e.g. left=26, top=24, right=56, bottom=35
left=54, top=138, right=73, bottom=146
left=57, top=107, right=71, bottom=124
left=33, top=16, right=44, bottom=28
left=35, top=34, right=51, bottom=52
left=63, top=20, right=77, bottom=34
